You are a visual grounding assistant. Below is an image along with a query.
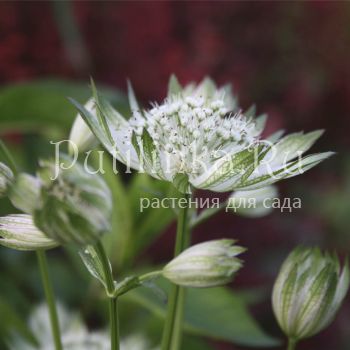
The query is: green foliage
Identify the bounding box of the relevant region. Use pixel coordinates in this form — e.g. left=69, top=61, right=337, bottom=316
left=126, top=280, right=280, bottom=347
left=0, top=80, right=128, bottom=137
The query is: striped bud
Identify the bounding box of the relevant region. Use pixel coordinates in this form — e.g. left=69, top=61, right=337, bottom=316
left=34, top=157, right=112, bottom=246
left=272, top=247, right=350, bottom=342
left=0, top=214, right=58, bottom=251
left=0, top=162, right=14, bottom=197
left=163, top=239, right=245, bottom=288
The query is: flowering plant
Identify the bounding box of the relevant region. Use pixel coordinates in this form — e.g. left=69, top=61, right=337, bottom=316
left=0, top=75, right=345, bottom=350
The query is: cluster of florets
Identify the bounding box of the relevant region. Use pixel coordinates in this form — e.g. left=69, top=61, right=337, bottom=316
left=127, top=93, right=260, bottom=176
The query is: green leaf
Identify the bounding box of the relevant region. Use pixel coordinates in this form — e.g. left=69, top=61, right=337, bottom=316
left=0, top=80, right=127, bottom=136
left=94, top=152, right=133, bottom=268
left=126, top=281, right=280, bottom=347
left=78, top=245, right=109, bottom=290
left=184, top=287, right=280, bottom=347
left=127, top=173, right=177, bottom=261
left=0, top=139, right=18, bottom=175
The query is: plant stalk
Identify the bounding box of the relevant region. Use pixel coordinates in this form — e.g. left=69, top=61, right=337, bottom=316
left=95, top=241, right=120, bottom=350
left=36, top=250, right=63, bottom=350
left=161, top=192, right=191, bottom=350
left=287, top=338, right=298, bottom=350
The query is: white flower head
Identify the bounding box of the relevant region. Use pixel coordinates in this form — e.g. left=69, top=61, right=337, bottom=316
left=70, top=75, right=333, bottom=193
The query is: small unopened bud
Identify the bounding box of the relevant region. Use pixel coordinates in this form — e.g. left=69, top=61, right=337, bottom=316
left=8, top=173, right=41, bottom=214
left=272, top=247, right=350, bottom=342
left=163, top=239, right=245, bottom=288
left=34, top=156, right=112, bottom=246
left=0, top=162, right=14, bottom=197
left=0, top=214, right=59, bottom=251
left=68, top=98, right=97, bottom=154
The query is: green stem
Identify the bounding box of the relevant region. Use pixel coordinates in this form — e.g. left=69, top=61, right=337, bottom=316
left=287, top=338, right=298, bottom=350
left=95, top=241, right=120, bottom=350
left=36, top=250, right=63, bottom=350
left=139, top=270, right=163, bottom=283
left=109, top=297, right=119, bottom=350
left=161, top=193, right=191, bottom=350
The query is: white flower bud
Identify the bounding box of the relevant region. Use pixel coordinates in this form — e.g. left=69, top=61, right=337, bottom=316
left=163, top=239, right=245, bottom=288
left=0, top=214, right=59, bottom=251
left=272, top=247, right=350, bottom=341
left=69, top=98, right=98, bottom=154
left=0, top=162, right=14, bottom=197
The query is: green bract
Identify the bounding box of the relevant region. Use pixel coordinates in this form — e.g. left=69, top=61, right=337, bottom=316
left=272, top=247, right=350, bottom=341
left=0, top=214, right=58, bottom=251
left=163, top=239, right=245, bottom=288
left=0, top=162, right=14, bottom=197
left=33, top=157, right=112, bottom=246
left=8, top=173, right=41, bottom=214
left=68, top=98, right=98, bottom=155
left=70, top=75, right=332, bottom=194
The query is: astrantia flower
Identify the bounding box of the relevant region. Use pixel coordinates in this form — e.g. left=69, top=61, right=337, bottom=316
left=272, top=247, right=349, bottom=341
left=71, top=76, right=332, bottom=193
